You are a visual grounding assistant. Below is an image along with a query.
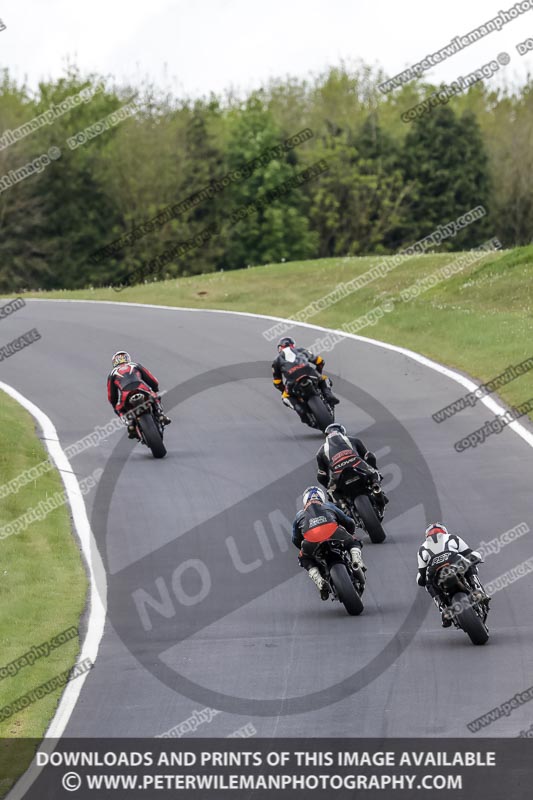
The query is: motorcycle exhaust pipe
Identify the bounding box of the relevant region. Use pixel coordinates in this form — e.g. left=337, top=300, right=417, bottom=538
left=371, top=483, right=381, bottom=494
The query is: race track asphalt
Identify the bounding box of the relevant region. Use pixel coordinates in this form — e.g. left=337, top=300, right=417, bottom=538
left=2, top=299, right=532, bottom=740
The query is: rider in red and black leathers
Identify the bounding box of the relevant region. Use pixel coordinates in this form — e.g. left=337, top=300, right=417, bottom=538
left=107, top=351, right=170, bottom=437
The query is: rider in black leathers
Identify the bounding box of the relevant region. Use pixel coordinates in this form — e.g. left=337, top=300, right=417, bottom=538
left=272, top=337, right=339, bottom=420
left=292, top=486, right=366, bottom=599
left=316, top=423, right=387, bottom=508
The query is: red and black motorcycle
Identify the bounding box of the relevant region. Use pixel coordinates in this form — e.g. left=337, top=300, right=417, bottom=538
left=123, top=388, right=167, bottom=459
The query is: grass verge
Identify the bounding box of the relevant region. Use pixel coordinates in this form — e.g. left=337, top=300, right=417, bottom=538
left=0, top=243, right=530, bottom=786
left=0, top=392, right=87, bottom=797
left=21, top=244, right=533, bottom=419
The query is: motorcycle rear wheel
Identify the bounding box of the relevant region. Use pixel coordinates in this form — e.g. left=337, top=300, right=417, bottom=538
left=138, top=413, right=167, bottom=459
left=453, top=591, right=489, bottom=645
left=353, top=494, right=386, bottom=543
left=330, top=563, right=364, bottom=616
left=307, top=394, right=334, bottom=432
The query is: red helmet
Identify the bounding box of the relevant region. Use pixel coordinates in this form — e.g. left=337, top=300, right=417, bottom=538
left=425, top=522, right=448, bottom=538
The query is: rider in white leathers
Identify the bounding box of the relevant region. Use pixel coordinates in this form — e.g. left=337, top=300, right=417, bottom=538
left=417, top=522, right=487, bottom=627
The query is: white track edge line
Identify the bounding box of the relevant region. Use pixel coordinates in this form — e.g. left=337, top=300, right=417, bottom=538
left=23, top=297, right=533, bottom=448
left=1, top=382, right=107, bottom=800
left=3, top=295, right=531, bottom=791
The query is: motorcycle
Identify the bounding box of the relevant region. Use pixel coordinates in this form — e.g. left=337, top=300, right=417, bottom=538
left=313, top=538, right=365, bottom=616
left=330, top=457, right=387, bottom=543
left=286, top=362, right=335, bottom=432
left=123, top=389, right=167, bottom=459
left=428, top=552, right=489, bottom=645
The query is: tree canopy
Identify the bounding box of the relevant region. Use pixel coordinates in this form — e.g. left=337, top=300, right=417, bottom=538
left=0, top=64, right=529, bottom=291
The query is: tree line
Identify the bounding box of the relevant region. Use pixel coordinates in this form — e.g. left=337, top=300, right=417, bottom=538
left=0, top=63, right=530, bottom=291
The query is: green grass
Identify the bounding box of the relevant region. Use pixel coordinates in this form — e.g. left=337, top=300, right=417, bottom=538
left=0, top=393, right=87, bottom=796
left=23, top=244, right=533, bottom=418
left=0, top=244, right=530, bottom=787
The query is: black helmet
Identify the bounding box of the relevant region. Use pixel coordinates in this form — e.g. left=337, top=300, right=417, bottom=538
left=277, top=336, right=295, bottom=351
left=325, top=423, right=346, bottom=436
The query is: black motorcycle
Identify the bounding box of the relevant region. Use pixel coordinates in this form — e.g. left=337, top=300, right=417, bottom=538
left=428, top=552, right=489, bottom=645
left=124, top=389, right=167, bottom=459
left=331, top=458, right=387, bottom=543
left=313, top=539, right=364, bottom=616
left=286, top=362, right=335, bottom=431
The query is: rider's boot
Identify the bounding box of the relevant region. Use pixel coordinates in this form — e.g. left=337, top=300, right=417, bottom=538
left=157, top=405, right=171, bottom=426
left=308, top=567, right=330, bottom=600
left=320, top=377, right=339, bottom=406
left=433, top=596, right=452, bottom=627
left=470, top=576, right=490, bottom=605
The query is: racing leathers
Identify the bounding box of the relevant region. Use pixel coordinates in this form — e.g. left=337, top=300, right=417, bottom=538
left=292, top=499, right=366, bottom=598
left=272, top=346, right=338, bottom=418
left=417, top=531, right=487, bottom=626
left=316, top=431, right=386, bottom=507
left=107, top=361, right=170, bottom=437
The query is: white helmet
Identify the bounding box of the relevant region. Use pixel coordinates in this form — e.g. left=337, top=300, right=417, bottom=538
left=325, top=423, right=346, bottom=436
left=112, top=350, right=131, bottom=367
left=302, top=486, right=326, bottom=506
